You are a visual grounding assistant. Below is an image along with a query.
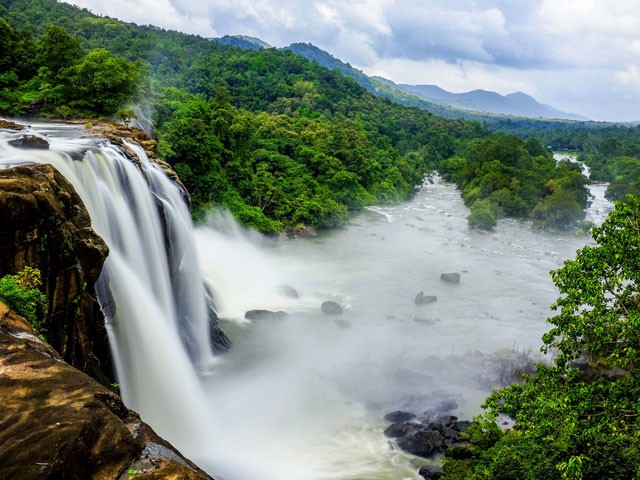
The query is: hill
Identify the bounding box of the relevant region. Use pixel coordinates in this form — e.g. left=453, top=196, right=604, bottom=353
left=398, top=84, right=587, bottom=120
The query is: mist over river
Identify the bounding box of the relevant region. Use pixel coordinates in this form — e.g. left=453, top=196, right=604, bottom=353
left=194, top=175, right=612, bottom=480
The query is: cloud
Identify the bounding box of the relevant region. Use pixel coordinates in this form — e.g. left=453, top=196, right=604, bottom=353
left=63, top=0, right=218, bottom=37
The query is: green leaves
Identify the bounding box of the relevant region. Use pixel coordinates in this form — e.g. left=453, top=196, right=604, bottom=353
left=545, top=196, right=640, bottom=369
left=0, top=267, right=48, bottom=336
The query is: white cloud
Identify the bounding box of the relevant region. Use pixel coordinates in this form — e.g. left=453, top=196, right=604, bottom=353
left=63, top=0, right=217, bottom=37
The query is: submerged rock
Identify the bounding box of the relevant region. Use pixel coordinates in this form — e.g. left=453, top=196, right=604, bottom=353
left=415, top=291, right=438, bottom=305
left=245, top=309, right=289, bottom=321
left=0, top=302, right=212, bottom=480
left=440, top=272, right=461, bottom=283
left=321, top=300, right=343, bottom=315
left=277, top=284, right=299, bottom=299
left=334, top=318, right=352, bottom=329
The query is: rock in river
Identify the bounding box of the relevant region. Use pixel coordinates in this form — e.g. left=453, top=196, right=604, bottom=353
left=440, top=272, right=461, bottom=283
left=321, top=300, right=343, bottom=315
left=415, top=291, right=438, bottom=305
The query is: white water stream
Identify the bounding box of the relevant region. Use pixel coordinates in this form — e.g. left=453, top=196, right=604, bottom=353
left=0, top=124, right=614, bottom=480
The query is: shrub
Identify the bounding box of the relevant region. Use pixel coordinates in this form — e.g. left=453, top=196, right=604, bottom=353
left=0, top=266, right=48, bottom=335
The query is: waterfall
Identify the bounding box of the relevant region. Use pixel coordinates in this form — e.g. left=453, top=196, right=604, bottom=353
left=0, top=127, right=220, bottom=464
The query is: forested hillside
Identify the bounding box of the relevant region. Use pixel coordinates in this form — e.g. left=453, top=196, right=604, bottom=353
left=0, top=0, right=597, bottom=232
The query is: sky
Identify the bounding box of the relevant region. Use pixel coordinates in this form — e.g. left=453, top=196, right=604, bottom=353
left=61, top=0, right=640, bottom=122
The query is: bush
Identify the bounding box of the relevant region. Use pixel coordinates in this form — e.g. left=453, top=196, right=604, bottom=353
left=0, top=266, right=48, bottom=335
left=468, top=199, right=497, bottom=230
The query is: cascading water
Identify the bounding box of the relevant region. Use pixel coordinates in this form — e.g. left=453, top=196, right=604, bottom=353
left=0, top=125, right=218, bottom=464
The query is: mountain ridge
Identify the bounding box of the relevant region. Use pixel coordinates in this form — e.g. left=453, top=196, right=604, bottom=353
left=213, top=36, right=586, bottom=121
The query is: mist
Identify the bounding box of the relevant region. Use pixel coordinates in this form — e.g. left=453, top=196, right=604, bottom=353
left=191, top=177, right=600, bottom=479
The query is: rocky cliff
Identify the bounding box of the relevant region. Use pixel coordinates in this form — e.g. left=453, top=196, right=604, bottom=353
left=0, top=162, right=113, bottom=383
left=0, top=122, right=216, bottom=479
left=0, top=301, right=212, bottom=480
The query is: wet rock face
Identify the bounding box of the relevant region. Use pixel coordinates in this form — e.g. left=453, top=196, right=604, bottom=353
left=0, top=163, right=112, bottom=383
left=0, top=302, right=213, bottom=480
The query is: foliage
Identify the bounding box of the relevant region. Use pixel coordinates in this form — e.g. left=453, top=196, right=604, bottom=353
left=441, top=133, right=588, bottom=230
left=443, top=198, right=640, bottom=479
left=0, top=266, right=48, bottom=335
left=0, top=16, right=139, bottom=117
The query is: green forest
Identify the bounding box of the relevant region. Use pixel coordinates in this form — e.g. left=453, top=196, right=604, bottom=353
left=3, top=1, right=640, bottom=479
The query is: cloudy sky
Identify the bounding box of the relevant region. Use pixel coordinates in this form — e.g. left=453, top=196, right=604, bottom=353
left=62, top=0, right=640, bottom=122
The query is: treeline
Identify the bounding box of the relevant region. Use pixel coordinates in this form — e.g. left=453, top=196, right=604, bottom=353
left=0, top=18, right=139, bottom=116
left=512, top=120, right=640, bottom=202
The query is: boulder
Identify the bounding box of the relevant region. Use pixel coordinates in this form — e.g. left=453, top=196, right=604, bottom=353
left=321, top=300, right=343, bottom=315
left=415, top=291, right=438, bottom=305
left=8, top=133, right=50, bottom=149
left=0, top=120, right=24, bottom=130
left=440, top=272, right=461, bottom=283
left=0, top=302, right=212, bottom=480
left=334, top=318, right=352, bottom=329
left=397, top=429, right=446, bottom=457
left=384, top=411, right=474, bottom=460
left=384, top=422, right=420, bottom=439
left=245, top=309, right=288, bottom=321
left=384, top=411, right=417, bottom=423
left=419, top=465, right=444, bottom=480
left=277, top=284, right=299, bottom=299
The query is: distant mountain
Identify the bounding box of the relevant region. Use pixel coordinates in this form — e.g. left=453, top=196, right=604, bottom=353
left=398, top=84, right=587, bottom=121
left=214, top=35, right=272, bottom=51
left=213, top=36, right=586, bottom=122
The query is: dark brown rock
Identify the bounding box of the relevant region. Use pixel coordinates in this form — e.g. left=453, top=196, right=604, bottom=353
left=0, top=302, right=213, bottom=480
left=0, top=164, right=112, bottom=383
left=0, top=120, right=24, bottom=130
left=8, top=133, right=50, bottom=149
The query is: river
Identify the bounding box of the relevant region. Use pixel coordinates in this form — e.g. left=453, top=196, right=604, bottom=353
left=194, top=171, right=612, bottom=479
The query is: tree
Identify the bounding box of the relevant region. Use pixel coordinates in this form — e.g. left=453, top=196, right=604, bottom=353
left=543, top=195, right=640, bottom=369
left=64, top=48, right=140, bottom=114
left=442, top=197, right=640, bottom=480
left=36, top=25, right=80, bottom=77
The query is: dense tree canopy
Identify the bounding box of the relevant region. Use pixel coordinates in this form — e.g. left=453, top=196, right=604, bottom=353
left=440, top=133, right=588, bottom=230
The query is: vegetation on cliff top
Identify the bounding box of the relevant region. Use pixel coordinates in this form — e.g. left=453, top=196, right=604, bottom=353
left=0, top=266, right=47, bottom=336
